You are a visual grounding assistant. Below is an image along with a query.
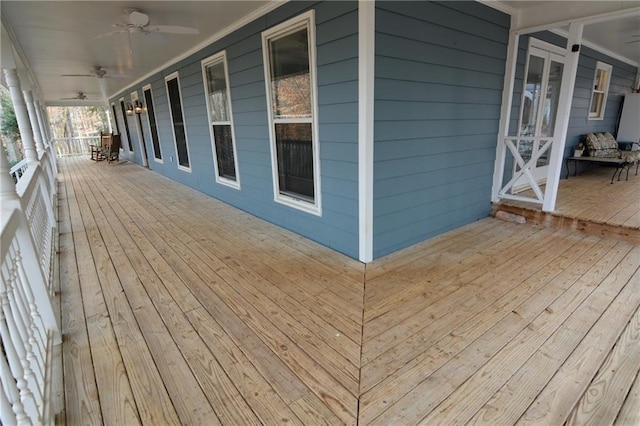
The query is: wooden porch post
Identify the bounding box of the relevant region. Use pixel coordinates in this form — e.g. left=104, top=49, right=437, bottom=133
left=3, top=69, right=38, bottom=165
left=543, top=22, right=583, bottom=212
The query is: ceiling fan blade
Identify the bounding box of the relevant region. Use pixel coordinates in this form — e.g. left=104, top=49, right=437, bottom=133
left=625, top=40, right=640, bottom=44
left=104, top=74, right=131, bottom=80
left=95, top=29, right=125, bottom=39
left=145, top=25, right=199, bottom=35
left=61, top=74, right=95, bottom=77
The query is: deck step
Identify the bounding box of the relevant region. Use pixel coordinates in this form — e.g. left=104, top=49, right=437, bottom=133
left=491, top=203, right=640, bottom=245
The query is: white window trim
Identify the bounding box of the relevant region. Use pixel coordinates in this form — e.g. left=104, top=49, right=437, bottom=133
left=142, top=84, right=163, bottom=164
left=201, top=51, right=241, bottom=190
left=588, top=61, right=613, bottom=121
left=262, top=10, right=322, bottom=216
left=164, top=71, right=192, bottom=172
left=119, top=97, right=133, bottom=153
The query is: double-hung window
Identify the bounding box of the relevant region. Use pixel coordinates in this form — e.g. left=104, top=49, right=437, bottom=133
left=165, top=72, right=191, bottom=170
left=202, top=51, right=239, bottom=188
left=262, top=11, right=321, bottom=215
left=589, top=61, right=612, bottom=120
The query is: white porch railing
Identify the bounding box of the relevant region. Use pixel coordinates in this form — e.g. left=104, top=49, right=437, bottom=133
left=9, top=159, right=29, bottom=184
left=1, top=144, right=60, bottom=425
left=53, top=136, right=99, bottom=157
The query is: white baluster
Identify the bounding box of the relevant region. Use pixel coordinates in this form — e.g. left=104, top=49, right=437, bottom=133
left=0, top=287, right=40, bottom=423
left=13, top=246, right=47, bottom=372
left=3, top=269, right=45, bottom=404
left=0, top=347, right=28, bottom=425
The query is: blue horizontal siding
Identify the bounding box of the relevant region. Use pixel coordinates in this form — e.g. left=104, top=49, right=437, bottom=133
left=373, top=0, right=510, bottom=259
left=110, top=0, right=360, bottom=259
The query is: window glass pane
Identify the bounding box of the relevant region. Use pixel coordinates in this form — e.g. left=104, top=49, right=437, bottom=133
left=594, top=68, right=608, bottom=91
left=275, top=123, right=314, bottom=201
left=269, top=28, right=311, bottom=119
left=213, top=125, right=236, bottom=179
left=166, top=78, right=190, bottom=168
left=520, top=55, right=544, bottom=137
left=144, top=89, right=162, bottom=160
left=205, top=62, right=230, bottom=122
left=590, top=92, right=604, bottom=115
left=540, top=60, right=563, bottom=138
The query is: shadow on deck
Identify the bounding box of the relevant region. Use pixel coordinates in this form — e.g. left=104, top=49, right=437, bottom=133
left=57, top=157, right=640, bottom=425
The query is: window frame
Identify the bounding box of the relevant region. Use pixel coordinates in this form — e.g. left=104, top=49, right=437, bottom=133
left=588, top=61, right=613, bottom=120
left=142, top=84, right=163, bottom=163
left=164, top=71, right=192, bottom=172
left=201, top=51, right=241, bottom=189
left=110, top=102, right=120, bottom=135
left=119, top=97, right=134, bottom=153
left=262, top=10, right=322, bottom=216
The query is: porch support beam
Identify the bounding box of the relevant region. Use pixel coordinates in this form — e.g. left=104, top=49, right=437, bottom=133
left=358, top=0, right=375, bottom=263
left=543, top=22, right=583, bottom=213
left=491, top=26, right=520, bottom=202
left=23, top=90, right=45, bottom=156
left=3, top=68, right=38, bottom=165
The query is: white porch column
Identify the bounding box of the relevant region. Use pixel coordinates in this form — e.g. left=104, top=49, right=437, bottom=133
left=3, top=69, right=38, bottom=164
left=34, top=99, right=49, bottom=147
left=23, top=90, right=45, bottom=156
left=543, top=22, right=583, bottom=212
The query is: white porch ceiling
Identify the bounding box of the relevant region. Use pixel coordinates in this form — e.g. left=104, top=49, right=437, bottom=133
left=1, top=1, right=639, bottom=107
left=1, top=1, right=273, bottom=106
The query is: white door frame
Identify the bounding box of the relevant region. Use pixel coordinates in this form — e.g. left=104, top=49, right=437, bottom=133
left=491, top=23, right=583, bottom=210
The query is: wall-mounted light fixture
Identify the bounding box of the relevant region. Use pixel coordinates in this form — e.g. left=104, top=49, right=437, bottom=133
left=133, top=99, right=144, bottom=114
left=125, top=102, right=134, bottom=115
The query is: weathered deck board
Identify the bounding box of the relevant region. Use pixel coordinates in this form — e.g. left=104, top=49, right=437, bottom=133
left=58, top=157, right=639, bottom=425
left=566, top=297, right=640, bottom=426
left=64, top=166, right=140, bottom=425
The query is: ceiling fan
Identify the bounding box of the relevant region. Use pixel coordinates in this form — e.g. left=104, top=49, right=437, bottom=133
left=96, top=9, right=200, bottom=39
left=61, top=65, right=127, bottom=79
left=60, top=92, right=87, bottom=101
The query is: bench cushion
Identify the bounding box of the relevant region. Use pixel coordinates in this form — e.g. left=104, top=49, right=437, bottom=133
left=585, top=132, right=620, bottom=158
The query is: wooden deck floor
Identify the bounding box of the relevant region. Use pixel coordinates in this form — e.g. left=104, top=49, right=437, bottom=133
left=57, top=157, right=640, bottom=425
